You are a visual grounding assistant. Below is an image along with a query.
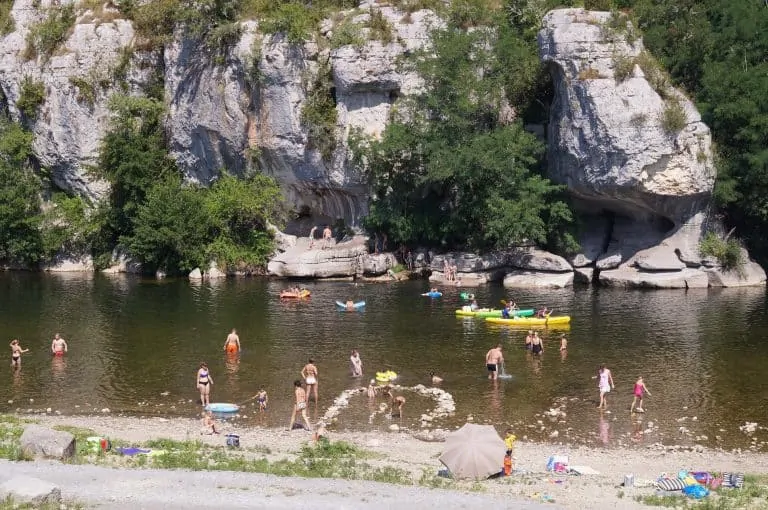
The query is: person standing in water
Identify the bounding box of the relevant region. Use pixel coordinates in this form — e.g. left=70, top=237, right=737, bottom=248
left=349, top=350, right=363, bottom=377
left=595, top=364, right=614, bottom=410
left=10, top=339, right=29, bottom=368
left=630, top=376, right=651, bottom=413
left=301, top=359, right=319, bottom=403
left=559, top=335, right=568, bottom=351
left=51, top=334, right=68, bottom=356
left=223, top=329, right=240, bottom=354
left=485, top=344, right=504, bottom=380
left=531, top=332, right=544, bottom=356
left=289, top=380, right=311, bottom=431
left=196, top=362, right=213, bottom=407
left=524, top=331, right=533, bottom=350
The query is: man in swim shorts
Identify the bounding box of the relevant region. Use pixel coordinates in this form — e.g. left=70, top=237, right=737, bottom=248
left=223, top=328, right=240, bottom=354
left=485, top=344, right=503, bottom=380
left=51, top=334, right=68, bottom=356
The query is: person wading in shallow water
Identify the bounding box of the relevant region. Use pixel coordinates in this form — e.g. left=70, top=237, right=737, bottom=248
left=485, top=344, right=503, bottom=380
left=301, top=359, right=319, bottom=403
left=51, top=333, right=68, bottom=356
left=289, top=380, right=311, bottom=431
left=223, top=329, right=240, bottom=354
left=196, top=362, right=213, bottom=407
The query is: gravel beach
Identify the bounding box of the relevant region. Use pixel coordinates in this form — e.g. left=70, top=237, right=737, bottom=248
left=10, top=414, right=768, bottom=509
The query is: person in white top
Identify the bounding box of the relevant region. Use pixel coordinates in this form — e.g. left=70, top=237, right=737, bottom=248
left=595, top=364, right=615, bottom=409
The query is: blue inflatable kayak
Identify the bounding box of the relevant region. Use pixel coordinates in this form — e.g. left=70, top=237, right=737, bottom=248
left=422, top=291, right=443, bottom=298
left=205, top=403, right=239, bottom=413
left=336, top=301, right=366, bottom=310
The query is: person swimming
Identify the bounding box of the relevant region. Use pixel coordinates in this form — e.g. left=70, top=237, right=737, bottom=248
left=345, top=300, right=355, bottom=311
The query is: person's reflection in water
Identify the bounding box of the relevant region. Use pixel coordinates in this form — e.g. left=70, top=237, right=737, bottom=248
left=487, top=378, right=502, bottom=423
left=599, top=413, right=610, bottom=445
left=631, top=416, right=644, bottom=444
left=225, top=353, right=240, bottom=375
left=530, top=355, right=542, bottom=376
left=51, top=355, right=66, bottom=379
left=560, top=348, right=568, bottom=362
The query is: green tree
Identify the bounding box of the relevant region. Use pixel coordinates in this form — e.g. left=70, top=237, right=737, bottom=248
left=204, top=172, right=284, bottom=270
left=127, top=178, right=211, bottom=272
left=361, top=20, right=574, bottom=251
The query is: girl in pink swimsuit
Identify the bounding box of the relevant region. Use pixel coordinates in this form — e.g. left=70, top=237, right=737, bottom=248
left=630, top=376, right=651, bottom=413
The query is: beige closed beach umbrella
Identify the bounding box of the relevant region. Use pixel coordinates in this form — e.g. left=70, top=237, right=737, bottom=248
left=439, top=423, right=506, bottom=480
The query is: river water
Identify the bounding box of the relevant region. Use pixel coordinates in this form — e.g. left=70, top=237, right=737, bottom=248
left=1, top=273, right=767, bottom=450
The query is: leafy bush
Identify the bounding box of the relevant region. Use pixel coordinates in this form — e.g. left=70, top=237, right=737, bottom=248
left=41, top=193, right=102, bottom=257
left=366, top=8, right=394, bottom=44
left=612, top=53, right=635, bottom=82
left=203, top=172, right=284, bottom=271
left=16, top=77, right=45, bottom=121
left=68, top=76, right=96, bottom=107
left=127, top=178, right=211, bottom=272
left=259, top=2, right=316, bottom=43
left=449, top=0, right=499, bottom=28
left=330, top=19, right=364, bottom=49
left=699, top=232, right=745, bottom=275
left=584, top=0, right=613, bottom=9
left=0, top=0, right=15, bottom=35
left=635, top=51, right=670, bottom=98
left=24, top=4, right=75, bottom=60
left=659, top=97, right=687, bottom=134
left=301, top=63, right=338, bottom=161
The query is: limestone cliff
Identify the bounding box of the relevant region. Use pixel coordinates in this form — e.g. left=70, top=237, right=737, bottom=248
left=0, top=0, right=433, bottom=233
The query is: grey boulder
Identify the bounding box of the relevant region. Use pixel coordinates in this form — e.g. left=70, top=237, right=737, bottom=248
left=0, top=476, right=61, bottom=506
left=19, top=425, right=76, bottom=460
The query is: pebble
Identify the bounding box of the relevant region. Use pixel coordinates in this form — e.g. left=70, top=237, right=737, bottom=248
left=101, top=408, right=110, bottom=413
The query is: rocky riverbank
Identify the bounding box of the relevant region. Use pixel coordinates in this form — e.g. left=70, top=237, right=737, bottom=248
left=10, top=413, right=767, bottom=510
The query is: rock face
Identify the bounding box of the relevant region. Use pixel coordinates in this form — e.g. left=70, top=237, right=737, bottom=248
left=267, top=236, right=368, bottom=278
left=0, top=1, right=435, bottom=232
left=19, top=424, right=76, bottom=460
left=539, top=8, right=765, bottom=288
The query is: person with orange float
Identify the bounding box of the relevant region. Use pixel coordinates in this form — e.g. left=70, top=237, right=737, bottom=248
left=223, top=328, right=240, bottom=354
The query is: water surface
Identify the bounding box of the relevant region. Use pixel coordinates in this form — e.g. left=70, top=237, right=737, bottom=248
left=1, top=273, right=766, bottom=450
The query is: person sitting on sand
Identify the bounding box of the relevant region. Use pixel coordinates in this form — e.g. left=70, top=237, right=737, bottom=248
left=256, top=388, right=268, bottom=411
left=201, top=411, right=219, bottom=435
left=51, top=333, right=68, bottom=356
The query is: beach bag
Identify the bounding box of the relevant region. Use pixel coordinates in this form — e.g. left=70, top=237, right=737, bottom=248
left=657, top=478, right=686, bottom=491
left=683, top=484, right=709, bottom=499
left=225, top=434, right=240, bottom=448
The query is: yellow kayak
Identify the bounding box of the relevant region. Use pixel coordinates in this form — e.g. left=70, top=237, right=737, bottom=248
left=485, top=316, right=571, bottom=327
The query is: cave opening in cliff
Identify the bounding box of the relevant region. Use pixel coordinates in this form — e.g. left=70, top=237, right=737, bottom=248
left=520, top=68, right=555, bottom=134
left=330, top=86, right=337, bottom=106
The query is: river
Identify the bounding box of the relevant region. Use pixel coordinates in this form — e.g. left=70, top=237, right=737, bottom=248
left=1, top=273, right=767, bottom=450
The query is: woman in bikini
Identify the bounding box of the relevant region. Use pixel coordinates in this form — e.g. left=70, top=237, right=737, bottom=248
left=196, top=362, right=213, bottom=407
left=10, top=339, right=29, bottom=368
left=301, top=359, right=319, bottom=403
left=289, top=380, right=311, bottom=431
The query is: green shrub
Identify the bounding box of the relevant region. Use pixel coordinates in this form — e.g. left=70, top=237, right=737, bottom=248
left=0, top=0, right=15, bottom=35
left=205, top=22, right=243, bottom=65
left=330, top=19, right=364, bottom=49
left=449, top=0, right=499, bottom=28
left=68, top=76, right=96, bottom=107
left=17, top=76, right=45, bottom=120
left=699, top=232, right=745, bottom=275
left=41, top=193, right=103, bottom=259
left=131, top=0, right=181, bottom=48
left=24, top=4, right=75, bottom=60
left=612, top=53, right=635, bottom=82
left=366, top=7, right=394, bottom=44
left=635, top=51, right=670, bottom=98
left=111, top=47, right=133, bottom=90
left=301, top=63, right=338, bottom=161
left=584, top=0, right=613, bottom=10
left=659, top=97, right=687, bottom=134
left=259, top=2, right=316, bottom=43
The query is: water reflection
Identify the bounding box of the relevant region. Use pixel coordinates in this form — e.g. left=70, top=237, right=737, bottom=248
left=0, top=274, right=767, bottom=449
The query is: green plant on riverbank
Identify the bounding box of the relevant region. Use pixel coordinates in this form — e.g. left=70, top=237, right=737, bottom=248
left=699, top=232, right=745, bottom=275
left=0, top=416, right=32, bottom=461
left=0, top=496, right=84, bottom=510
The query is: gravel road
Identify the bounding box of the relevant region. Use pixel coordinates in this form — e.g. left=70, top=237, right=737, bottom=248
left=0, top=460, right=557, bottom=509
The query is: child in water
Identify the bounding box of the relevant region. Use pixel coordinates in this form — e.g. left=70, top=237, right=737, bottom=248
left=630, top=376, right=652, bottom=413
left=367, top=379, right=377, bottom=399
left=256, top=388, right=268, bottom=411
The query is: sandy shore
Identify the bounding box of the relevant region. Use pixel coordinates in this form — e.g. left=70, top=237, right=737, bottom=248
left=22, top=413, right=768, bottom=509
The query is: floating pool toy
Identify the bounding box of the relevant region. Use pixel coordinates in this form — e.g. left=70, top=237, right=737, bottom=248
left=336, top=301, right=366, bottom=311
left=422, top=291, right=443, bottom=298
left=375, top=370, right=398, bottom=383
left=280, top=289, right=311, bottom=299
left=205, top=403, right=240, bottom=413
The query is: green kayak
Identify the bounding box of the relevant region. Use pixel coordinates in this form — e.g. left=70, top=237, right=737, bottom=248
left=455, top=308, right=535, bottom=318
